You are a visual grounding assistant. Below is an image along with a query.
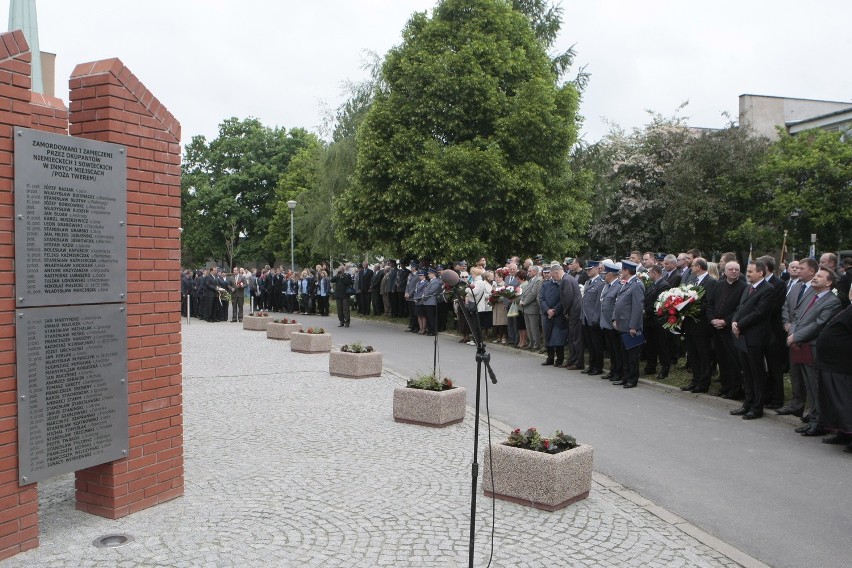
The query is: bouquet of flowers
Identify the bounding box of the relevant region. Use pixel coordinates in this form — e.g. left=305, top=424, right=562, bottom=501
left=654, top=284, right=705, bottom=333
left=488, top=286, right=504, bottom=306
left=500, top=286, right=520, bottom=301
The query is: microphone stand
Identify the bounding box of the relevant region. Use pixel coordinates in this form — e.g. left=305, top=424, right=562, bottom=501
left=448, top=283, right=497, bottom=568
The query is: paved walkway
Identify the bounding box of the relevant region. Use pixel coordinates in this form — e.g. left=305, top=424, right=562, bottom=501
left=2, top=321, right=767, bottom=567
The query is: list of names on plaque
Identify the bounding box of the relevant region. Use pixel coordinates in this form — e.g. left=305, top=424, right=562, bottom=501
left=16, top=305, right=128, bottom=484
left=14, top=128, right=127, bottom=306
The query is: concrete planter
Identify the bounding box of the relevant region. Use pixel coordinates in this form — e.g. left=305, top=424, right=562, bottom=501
left=482, top=442, right=593, bottom=511
left=392, top=386, right=467, bottom=427
left=266, top=322, right=301, bottom=340
left=290, top=332, right=332, bottom=353
left=242, top=315, right=271, bottom=331
left=329, top=350, right=383, bottom=378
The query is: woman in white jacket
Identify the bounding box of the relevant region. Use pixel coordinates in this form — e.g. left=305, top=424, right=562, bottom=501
left=466, top=266, right=493, bottom=343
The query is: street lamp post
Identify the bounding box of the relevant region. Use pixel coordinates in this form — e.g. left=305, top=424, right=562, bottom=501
left=287, top=200, right=297, bottom=272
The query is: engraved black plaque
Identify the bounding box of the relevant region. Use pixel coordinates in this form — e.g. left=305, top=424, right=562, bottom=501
left=14, top=128, right=127, bottom=307
left=16, top=305, right=128, bottom=484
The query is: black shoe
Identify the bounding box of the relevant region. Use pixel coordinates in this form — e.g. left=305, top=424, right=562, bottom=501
left=801, top=425, right=827, bottom=437
left=622, top=383, right=637, bottom=389
left=730, top=407, right=748, bottom=416
left=553, top=360, right=564, bottom=367
left=743, top=412, right=763, bottom=420
left=794, top=424, right=811, bottom=433
left=581, top=368, right=591, bottom=374
left=588, top=369, right=603, bottom=376
left=801, top=414, right=813, bottom=423
left=338, top=323, right=344, bottom=327
left=690, top=387, right=709, bottom=394
left=345, top=323, right=349, bottom=327
left=612, top=380, right=626, bottom=386
left=722, top=390, right=744, bottom=400
left=822, top=433, right=852, bottom=445
left=680, top=384, right=696, bottom=392
left=541, top=360, right=554, bottom=366
left=603, top=371, right=615, bottom=380
left=775, top=407, right=804, bottom=417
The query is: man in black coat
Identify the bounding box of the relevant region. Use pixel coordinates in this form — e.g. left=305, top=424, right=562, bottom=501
left=358, top=261, right=373, bottom=315
left=370, top=263, right=385, bottom=316
left=758, top=255, right=788, bottom=408
left=680, top=258, right=717, bottom=393
left=643, top=265, right=671, bottom=379
left=331, top=265, right=353, bottom=327
left=731, top=259, right=775, bottom=419
left=709, top=260, right=747, bottom=398
left=202, top=267, right=218, bottom=322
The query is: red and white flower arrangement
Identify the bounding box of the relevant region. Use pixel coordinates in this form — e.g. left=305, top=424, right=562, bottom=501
left=654, top=284, right=705, bottom=333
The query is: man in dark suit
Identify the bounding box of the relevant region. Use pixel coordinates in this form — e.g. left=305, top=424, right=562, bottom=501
left=358, top=261, right=373, bottom=315
left=663, top=254, right=682, bottom=288
left=370, top=263, right=385, bottom=316
left=731, top=259, right=775, bottom=420
left=643, top=265, right=671, bottom=379
left=580, top=261, right=605, bottom=375
left=709, top=260, right=747, bottom=398
left=680, top=258, right=717, bottom=393
left=758, top=255, right=788, bottom=409
left=788, top=268, right=843, bottom=436
left=558, top=262, right=583, bottom=370
left=612, top=260, right=645, bottom=388
left=777, top=258, right=817, bottom=416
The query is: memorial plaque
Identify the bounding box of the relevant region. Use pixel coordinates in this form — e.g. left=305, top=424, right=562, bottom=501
left=16, top=304, right=128, bottom=485
left=14, top=128, right=127, bottom=307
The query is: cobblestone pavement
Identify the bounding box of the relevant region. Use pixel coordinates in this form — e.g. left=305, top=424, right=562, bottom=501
left=2, top=322, right=766, bottom=567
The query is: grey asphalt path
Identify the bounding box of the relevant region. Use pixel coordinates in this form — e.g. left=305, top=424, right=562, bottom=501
left=299, top=313, right=852, bottom=568
left=1, top=318, right=755, bottom=567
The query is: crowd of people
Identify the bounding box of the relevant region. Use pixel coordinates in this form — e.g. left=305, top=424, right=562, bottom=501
left=181, top=250, right=852, bottom=454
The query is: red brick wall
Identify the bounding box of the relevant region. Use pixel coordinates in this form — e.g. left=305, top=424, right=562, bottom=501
left=0, top=29, right=44, bottom=561
left=69, top=58, right=183, bottom=519
left=0, top=30, right=182, bottom=561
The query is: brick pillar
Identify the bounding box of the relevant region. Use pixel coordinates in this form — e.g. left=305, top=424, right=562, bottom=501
left=69, top=59, right=183, bottom=518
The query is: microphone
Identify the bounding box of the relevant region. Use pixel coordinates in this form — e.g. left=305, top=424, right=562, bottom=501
left=440, top=270, right=460, bottom=287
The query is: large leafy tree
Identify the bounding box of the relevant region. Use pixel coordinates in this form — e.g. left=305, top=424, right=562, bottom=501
left=588, top=113, right=692, bottom=255
left=181, top=118, right=319, bottom=267
left=759, top=128, right=852, bottom=254
left=662, top=123, right=771, bottom=256
left=338, top=0, right=588, bottom=262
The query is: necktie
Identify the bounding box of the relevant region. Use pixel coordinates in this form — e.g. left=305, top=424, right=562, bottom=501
left=796, top=284, right=806, bottom=305
left=802, top=293, right=819, bottom=317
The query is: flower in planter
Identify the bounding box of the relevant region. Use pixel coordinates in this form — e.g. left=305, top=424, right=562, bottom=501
left=299, top=327, right=326, bottom=334
left=340, top=341, right=374, bottom=353
left=506, top=427, right=578, bottom=454
left=256, top=311, right=269, bottom=317
left=273, top=318, right=298, bottom=324
left=405, top=373, right=454, bottom=391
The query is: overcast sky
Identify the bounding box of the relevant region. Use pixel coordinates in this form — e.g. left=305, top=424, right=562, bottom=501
left=17, top=0, right=852, bottom=146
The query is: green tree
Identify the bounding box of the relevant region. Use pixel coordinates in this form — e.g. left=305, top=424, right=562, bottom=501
left=338, top=0, right=588, bottom=262
left=662, top=123, right=771, bottom=255
left=760, top=128, right=852, bottom=254
left=588, top=112, right=692, bottom=255
left=181, top=118, right=319, bottom=267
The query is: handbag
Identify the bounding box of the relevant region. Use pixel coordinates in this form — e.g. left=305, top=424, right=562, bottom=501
left=507, top=302, right=519, bottom=318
